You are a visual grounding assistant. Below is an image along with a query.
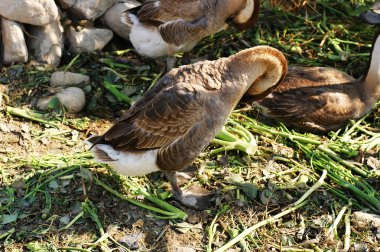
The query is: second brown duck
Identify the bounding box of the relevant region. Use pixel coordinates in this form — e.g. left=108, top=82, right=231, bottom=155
left=250, top=7, right=380, bottom=133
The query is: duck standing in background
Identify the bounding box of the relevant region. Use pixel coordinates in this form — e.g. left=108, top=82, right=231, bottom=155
left=122, top=0, right=260, bottom=68
left=250, top=6, right=380, bottom=133
left=86, top=46, right=287, bottom=209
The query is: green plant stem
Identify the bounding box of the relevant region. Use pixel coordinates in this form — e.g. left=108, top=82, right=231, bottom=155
left=94, top=177, right=187, bottom=220
left=135, top=188, right=188, bottom=220
left=317, top=145, right=368, bottom=177
left=6, top=106, right=58, bottom=126
left=60, top=212, right=84, bottom=230
left=102, top=80, right=133, bottom=105
left=0, top=228, right=15, bottom=240
left=82, top=199, right=105, bottom=236
left=207, top=205, right=230, bottom=252
left=24, top=166, right=80, bottom=199
left=326, top=203, right=350, bottom=239
left=343, top=208, right=352, bottom=252
left=292, top=170, right=327, bottom=206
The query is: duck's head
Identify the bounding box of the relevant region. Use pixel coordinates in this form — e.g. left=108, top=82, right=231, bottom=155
left=360, top=2, right=380, bottom=24
left=230, top=46, right=288, bottom=100
left=228, top=0, right=261, bottom=31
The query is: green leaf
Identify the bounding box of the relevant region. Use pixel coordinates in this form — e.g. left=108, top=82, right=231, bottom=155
left=234, top=182, right=258, bottom=200
left=48, top=180, right=59, bottom=189
left=47, top=96, right=60, bottom=110
left=1, top=213, right=18, bottom=224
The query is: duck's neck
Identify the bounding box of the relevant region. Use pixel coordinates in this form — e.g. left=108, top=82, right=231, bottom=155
left=228, top=47, right=287, bottom=101
left=364, top=34, right=380, bottom=101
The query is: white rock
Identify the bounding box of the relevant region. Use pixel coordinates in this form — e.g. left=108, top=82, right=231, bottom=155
left=70, top=0, right=118, bottom=20
left=0, top=0, right=58, bottom=26
left=102, top=1, right=141, bottom=41
left=56, top=87, right=86, bottom=113
left=353, top=211, right=380, bottom=228
left=66, top=27, right=113, bottom=53
left=50, top=72, right=90, bottom=87
left=1, top=17, right=28, bottom=65
left=37, top=87, right=86, bottom=113
left=27, top=19, right=64, bottom=67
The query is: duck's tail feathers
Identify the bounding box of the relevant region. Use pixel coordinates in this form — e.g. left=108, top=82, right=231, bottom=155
left=84, top=135, right=104, bottom=150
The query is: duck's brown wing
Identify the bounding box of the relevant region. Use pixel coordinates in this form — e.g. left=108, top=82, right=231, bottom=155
left=138, top=0, right=205, bottom=23
left=158, top=17, right=208, bottom=46
left=99, top=76, right=227, bottom=170
left=275, top=67, right=354, bottom=91
left=255, top=66, right=356, bottom=118
left=256, top=84, right=328, bottom=119
left=255, top=74, right=359, bottom=132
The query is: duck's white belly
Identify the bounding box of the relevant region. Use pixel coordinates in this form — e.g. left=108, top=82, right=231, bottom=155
left=128, top=14, right=194, bottom=58
left=92, top=143, right=160, bottom=176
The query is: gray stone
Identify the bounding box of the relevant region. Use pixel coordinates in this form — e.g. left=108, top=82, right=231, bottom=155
left=66, top=27, right=113, bottom=53
left=70, top=0, right=118, bottom=20
left=56, top=87, right=86, bottom=113
left=27, top=19, right=64, bottom=66
left=1, top=17, right=28, bottom=65
left=50, top=72, right=90, bottom=87
left=0, top=0, right=58, bottom=26
left=102, top=1, right=141, bottom=41
left=38, top=87, right=86, bottom=113
left=353, top=211, right=380, bottom=228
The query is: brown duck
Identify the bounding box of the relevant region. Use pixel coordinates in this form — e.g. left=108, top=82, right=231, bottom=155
left=123, top=0, right=260, bottom=58
left=251, top=7, right=380, bottom=133
left=86, top=46, right=287, bottom=209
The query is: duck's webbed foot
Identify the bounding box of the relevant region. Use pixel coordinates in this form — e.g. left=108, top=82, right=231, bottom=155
left=163, top=171, right=214, bottom=210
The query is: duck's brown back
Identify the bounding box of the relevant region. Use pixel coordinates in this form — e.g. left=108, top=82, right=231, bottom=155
left=253, top=66, right=366, bottom=133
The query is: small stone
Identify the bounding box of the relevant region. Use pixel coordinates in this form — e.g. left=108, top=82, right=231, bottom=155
left=27, top=18, right=64, bottom=66
left=50, top=72, right=90, bottom=87
left=69, top=0, right=118, bottom=20
left=36, top=95, right=54, bottom=111
left=66, top=27, right=113, bottom=53
left=37, top=87, right=86, bottom=113
left=56, top=87, right=86, bottom=113
left=102, top=1, right=141, bottom=41
left=353, top=211, right=380, bottom=228
left=1, top=17, right=28, bottom=65
left=0, top=0, right=59, bottom=26
left=119, top=233, right=143, bottom=250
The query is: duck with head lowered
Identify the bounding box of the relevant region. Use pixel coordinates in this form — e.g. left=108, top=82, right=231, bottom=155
left=249, top=5, right=380, bottom=133
left=86, top=46, right=287, bottom=209
left=122, top=0, right=260, bottom=67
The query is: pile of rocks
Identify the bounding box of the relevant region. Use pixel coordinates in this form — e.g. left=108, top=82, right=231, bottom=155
left=0, top=0, right=147, bottom=67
